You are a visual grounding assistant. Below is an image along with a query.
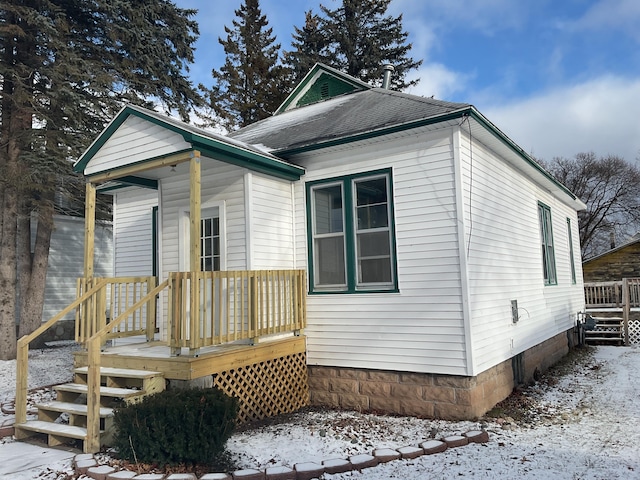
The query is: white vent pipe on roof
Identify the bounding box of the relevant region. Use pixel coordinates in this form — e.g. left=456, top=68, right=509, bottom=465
left=382, top=64, right=395, bottom=89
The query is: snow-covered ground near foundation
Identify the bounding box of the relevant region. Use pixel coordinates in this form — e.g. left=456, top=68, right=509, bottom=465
left=0, top=344, right=638, bottom=479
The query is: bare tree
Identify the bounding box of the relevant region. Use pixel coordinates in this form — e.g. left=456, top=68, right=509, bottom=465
left=541, top=152, right=640, bottom=260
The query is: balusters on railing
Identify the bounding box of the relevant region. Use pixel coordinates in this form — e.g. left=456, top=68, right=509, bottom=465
left=168, top=270, right=306, bottom=355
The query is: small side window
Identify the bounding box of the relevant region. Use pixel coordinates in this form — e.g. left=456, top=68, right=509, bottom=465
left=538, top=202, right=556, bottom=285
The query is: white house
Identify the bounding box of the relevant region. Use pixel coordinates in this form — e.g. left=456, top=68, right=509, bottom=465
left=73, top=63, right=586, bottom=418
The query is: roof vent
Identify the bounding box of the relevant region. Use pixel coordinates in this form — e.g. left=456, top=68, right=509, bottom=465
left=320, top=81, right=329, bottom=98
left=382, top=64, right=394, bottom=89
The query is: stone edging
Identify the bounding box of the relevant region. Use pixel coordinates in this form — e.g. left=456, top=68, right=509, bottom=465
left=73, top=430, right=489, bottom=480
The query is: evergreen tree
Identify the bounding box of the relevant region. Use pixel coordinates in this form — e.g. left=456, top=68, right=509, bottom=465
left=287, top=0, right=422, bottom=90
left=0, top=0, right=201, bottom=360
left=284, top=11, right=327, bottom=85
left=206, top=0, right=290, bottom=131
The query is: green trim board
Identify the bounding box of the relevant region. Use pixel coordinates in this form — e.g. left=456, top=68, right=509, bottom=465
left=277, top=106, right=579, bottom=206
left=96, top=176, right=158, bottom=193
left=538, top=201, right=557, bottom=286
left=275, top=63, right=371, bottom=114
left=567, top=217, right=577, bottom=284
left=74, top=105, right=305, bottom=181
left=152, top=206, right=158, bottom=277
left=306, top=167, right=399, bottom=294
left=190, top=137, right=304, bottom=181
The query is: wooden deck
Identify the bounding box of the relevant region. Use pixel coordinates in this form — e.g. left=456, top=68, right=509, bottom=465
left=72, top=335, right=307, bottom=381
left=15, top=270, right=309, bottom=453
left=584, top=278, right=640, bottom=346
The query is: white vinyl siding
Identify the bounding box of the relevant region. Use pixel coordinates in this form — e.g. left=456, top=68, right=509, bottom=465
left=294, top=129, right=468, bottom=375
left=112, top=188, right=157, bottom=277
left=457, top=127, right=584, bottom=374
left=248, top=173, right=296, bottom=270
left=41, top=216, right=113, bottom=322
left=160, top=158, right=247, bottom=275
left=85, top=116, right=191, bottom=176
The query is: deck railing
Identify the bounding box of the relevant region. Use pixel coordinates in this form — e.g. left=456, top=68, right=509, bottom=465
left=16, top=270, right=306, bottom=452
left=75, top=276, right=157, bottom=344
left=168, top=270, right=306, bottom=355
left=584, top=277, right=640, bottom=346
left=584, top=279, right=640, bottom=309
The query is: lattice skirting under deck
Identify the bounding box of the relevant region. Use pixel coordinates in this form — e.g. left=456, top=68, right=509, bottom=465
left=212, top=352, right=310, bottom=424
left=629, top=318, right=640, bottom=344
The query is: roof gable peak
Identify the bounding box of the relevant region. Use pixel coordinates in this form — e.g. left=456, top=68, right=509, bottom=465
left=275, top=63, right=372, bottom=114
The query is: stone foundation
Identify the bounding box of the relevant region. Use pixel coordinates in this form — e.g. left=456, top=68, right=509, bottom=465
left=308, top=330, right=571, bottom=420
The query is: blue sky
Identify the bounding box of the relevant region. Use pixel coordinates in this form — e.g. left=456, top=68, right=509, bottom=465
left=174, top=0, right=640, bottom=164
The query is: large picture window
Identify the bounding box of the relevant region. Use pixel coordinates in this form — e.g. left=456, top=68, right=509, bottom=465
left=538, top=202, right=557, bottom=285
left=308, top=170, right=397, bottom=293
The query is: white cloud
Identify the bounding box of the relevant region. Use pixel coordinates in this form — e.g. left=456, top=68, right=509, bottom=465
left=482, top=76, right=640, bottom=163
left=568, top=0, right=640, bottom=40
left=404, top=63, right=471, bottom=100
left=392, top=0, right=530, bottom=35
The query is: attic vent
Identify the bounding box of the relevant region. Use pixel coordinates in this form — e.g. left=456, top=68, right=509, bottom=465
left=320, top=82, right=329, bottom=99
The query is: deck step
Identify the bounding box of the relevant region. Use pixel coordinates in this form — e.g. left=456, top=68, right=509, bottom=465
left=36, top=401, right=113, bottom=418
left=55, top=383, right=144, bottom=399
left=74, top=366, right=163, bottom=379
left=17, top=363, right=165, bottom=453
left=16, top=420, right=90, bottom=440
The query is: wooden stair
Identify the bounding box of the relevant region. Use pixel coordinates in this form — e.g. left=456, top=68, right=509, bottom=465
left=15, top=367, right=165, bottom=451
left=584, top=315, right=624, bottom=346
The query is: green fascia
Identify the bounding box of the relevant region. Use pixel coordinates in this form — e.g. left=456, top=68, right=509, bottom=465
left=97, top=176, right=158, bottom=193
left=75, top=105, right=305, bottom=181
left=189, top=135, right=304, bottom=181
left=278, top=106, right=578, bottom=203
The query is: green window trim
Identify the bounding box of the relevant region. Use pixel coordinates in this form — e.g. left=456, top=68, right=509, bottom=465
left=538, top=202, right=557, bottom=286
left=567, top=218, right=577, bottom=284
left=306, top=168, right=399, bottom=294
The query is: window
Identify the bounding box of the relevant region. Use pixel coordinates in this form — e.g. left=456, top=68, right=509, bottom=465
left=567, top=218, right=576, bottom=284
left=538, top=202, right=556, bottom=285
left=201, top=215, right=220, bottom=272
left=307, top=170, right=397, bottom=293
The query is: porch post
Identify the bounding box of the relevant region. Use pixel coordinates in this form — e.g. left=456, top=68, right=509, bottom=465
left=189, top=152, right=201, bottom=356
left=189, top=152, right=201, bottom=271
left=84, top=182, right=96, bottom=278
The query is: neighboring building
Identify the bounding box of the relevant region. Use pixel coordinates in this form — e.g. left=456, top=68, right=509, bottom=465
left=582, top=234, right=640, bottom=282
left=39, top=214, right=113, bottom=342
left=73, top=63, right=586, bottom=419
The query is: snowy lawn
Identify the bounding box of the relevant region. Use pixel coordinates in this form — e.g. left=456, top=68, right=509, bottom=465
left=0, top=344, right=638, bottom=479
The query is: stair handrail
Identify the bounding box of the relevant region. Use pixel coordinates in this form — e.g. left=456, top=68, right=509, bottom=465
left=15, top=278, right=109, bottom=427
left=84, top=278, right=169, bottom=453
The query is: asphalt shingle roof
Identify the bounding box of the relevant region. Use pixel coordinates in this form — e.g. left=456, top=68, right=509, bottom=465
left=229, top=88, right=470, bottom=153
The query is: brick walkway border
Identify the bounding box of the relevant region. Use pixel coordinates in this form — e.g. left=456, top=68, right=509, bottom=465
left=73, top=430, right=489, bottom=480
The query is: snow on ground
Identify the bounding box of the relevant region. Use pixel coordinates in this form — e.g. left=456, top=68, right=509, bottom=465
left=0, top=344, right=638, bottom=479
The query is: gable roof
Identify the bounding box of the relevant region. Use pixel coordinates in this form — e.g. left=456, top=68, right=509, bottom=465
left=583, top=233, right=640, bottom=264
left=230, top=64, right=585, bottom=211
left=231, top=86, right=470, bottom=154
left=74, top=104, right=305, bottom=182
left=275, top=63, right=372, bottom=114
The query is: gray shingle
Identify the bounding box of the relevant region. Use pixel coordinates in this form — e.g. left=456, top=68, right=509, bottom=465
left=229, top=88, right=470, bottom=152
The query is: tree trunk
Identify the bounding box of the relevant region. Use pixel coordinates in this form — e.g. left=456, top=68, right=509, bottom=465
left=0, top=186, right=19, bottom=360
left=17, top=203, right=32, bottom=331
left=0, top=8, right=39, bottom=359
left=18, top=202, right=54, bottom=341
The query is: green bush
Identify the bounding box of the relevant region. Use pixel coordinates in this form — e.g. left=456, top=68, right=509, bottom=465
left=112, top=387, right=238, bottom=466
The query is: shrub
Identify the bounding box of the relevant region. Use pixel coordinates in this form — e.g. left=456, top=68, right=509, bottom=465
left=112, top=387, right=238, bottom=466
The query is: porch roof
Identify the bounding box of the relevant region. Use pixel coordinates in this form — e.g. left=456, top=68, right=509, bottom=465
left=73, top=105, right=306, bottom=182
